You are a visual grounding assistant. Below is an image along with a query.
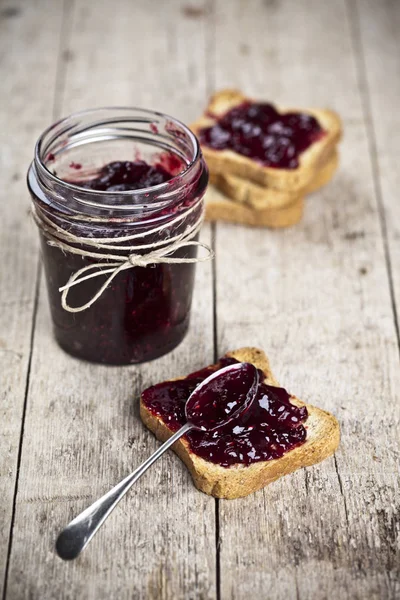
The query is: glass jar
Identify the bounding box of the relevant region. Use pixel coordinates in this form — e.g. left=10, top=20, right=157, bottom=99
left=28, top=108, right=209, bottom=365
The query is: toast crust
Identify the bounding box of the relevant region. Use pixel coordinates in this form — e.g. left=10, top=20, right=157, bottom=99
left=213, top=149, right=339, bottom=211
left=140, top=347, right=340, bottom=499
left=204, top=151, right=338, bottom=228
left=191, top=89, right=342, bottom=192
left=205, top=186, right=305, bottom=228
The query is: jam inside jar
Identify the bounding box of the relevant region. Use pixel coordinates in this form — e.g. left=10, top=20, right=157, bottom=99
left=28, top=108, right=209, bottom=365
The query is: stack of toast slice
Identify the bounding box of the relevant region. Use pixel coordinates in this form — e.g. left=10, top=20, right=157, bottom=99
left=191, top=90, right=342, bottom=228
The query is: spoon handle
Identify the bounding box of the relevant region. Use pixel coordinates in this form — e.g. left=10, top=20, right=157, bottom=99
left=56, top=422, right=192, bottom=560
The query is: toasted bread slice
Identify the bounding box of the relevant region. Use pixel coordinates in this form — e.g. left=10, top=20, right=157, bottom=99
left=212, top=149, right=339, bottom=211
left=205, top=151, right=338, bottom=228
left=205, top=185, right=305, bottom=228
left=140, top=347, right=340, bottom=499
left=191, top=89, right=342, bottom=192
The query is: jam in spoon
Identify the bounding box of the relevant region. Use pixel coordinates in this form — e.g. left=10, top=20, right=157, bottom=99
left=56, top=361, right=259, bottom=560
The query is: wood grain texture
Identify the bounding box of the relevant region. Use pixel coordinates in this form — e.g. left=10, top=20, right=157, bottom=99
left=354, top=0, right=400, bottom=342
left=2, top=0, right=400, bottom=598
left=349, top=4, right=400, bottom=594
left=5, top=1, right=215, bottom=599
left=213, top=0, right=400, bottom=598
left=0, top=1, right=64, bottom=596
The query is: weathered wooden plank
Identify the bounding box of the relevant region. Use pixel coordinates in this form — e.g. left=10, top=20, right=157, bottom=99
left=6, top=1, right=216, bottom=599
left=354, top=0, right=400, bottom=339
left=214, top=0, right=400, bottom=598
left=349, top=4, right=400, bottom=595
left=0, top=1, right=64, bottom=596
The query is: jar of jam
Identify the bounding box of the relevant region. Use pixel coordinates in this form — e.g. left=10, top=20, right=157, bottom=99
left=28, top=108, right=209, bottom=365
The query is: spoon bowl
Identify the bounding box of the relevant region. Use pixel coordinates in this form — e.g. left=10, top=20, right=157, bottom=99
left=185, top=362, right=259, bottom=431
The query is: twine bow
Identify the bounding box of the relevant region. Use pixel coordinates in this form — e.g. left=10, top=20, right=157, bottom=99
left=32, top=201, right=213, bottom=313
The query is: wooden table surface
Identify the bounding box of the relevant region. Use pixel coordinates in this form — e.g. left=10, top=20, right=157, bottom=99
left=1, top=0, right=399, bottom=598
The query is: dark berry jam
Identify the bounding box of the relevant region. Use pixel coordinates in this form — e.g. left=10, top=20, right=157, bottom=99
left=68, top=160, right=172, bottom=191
left=199, top=102, right=325, bottom=169
left=31, top=158, right=208, bottom=365
left=142, top=357, right=308, bottom=467
left=185, top=362, right=258, bottom=430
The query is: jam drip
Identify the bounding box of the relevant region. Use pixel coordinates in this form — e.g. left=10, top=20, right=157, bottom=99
left=68, top=160, right=172, bottom=191
left=199, top=102, right=325, bottom=169
left=141, top=357, right=308, bottom=467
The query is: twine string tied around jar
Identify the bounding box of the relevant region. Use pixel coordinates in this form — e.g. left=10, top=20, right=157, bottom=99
left=32, top=201, right=214, bottom=314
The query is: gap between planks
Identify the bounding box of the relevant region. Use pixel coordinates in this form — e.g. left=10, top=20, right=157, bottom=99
left=211, top=221, right=221, bottom=600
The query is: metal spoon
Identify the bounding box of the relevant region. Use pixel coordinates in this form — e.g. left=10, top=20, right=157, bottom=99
left=56, top=362, right=259, bottom=560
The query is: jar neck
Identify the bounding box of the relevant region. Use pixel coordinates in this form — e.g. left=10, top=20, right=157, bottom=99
left=28, top=107, right=208, bottom=223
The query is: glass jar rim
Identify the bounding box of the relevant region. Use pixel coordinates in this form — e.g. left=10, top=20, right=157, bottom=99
left=31, top=106, right=203, bottom=213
